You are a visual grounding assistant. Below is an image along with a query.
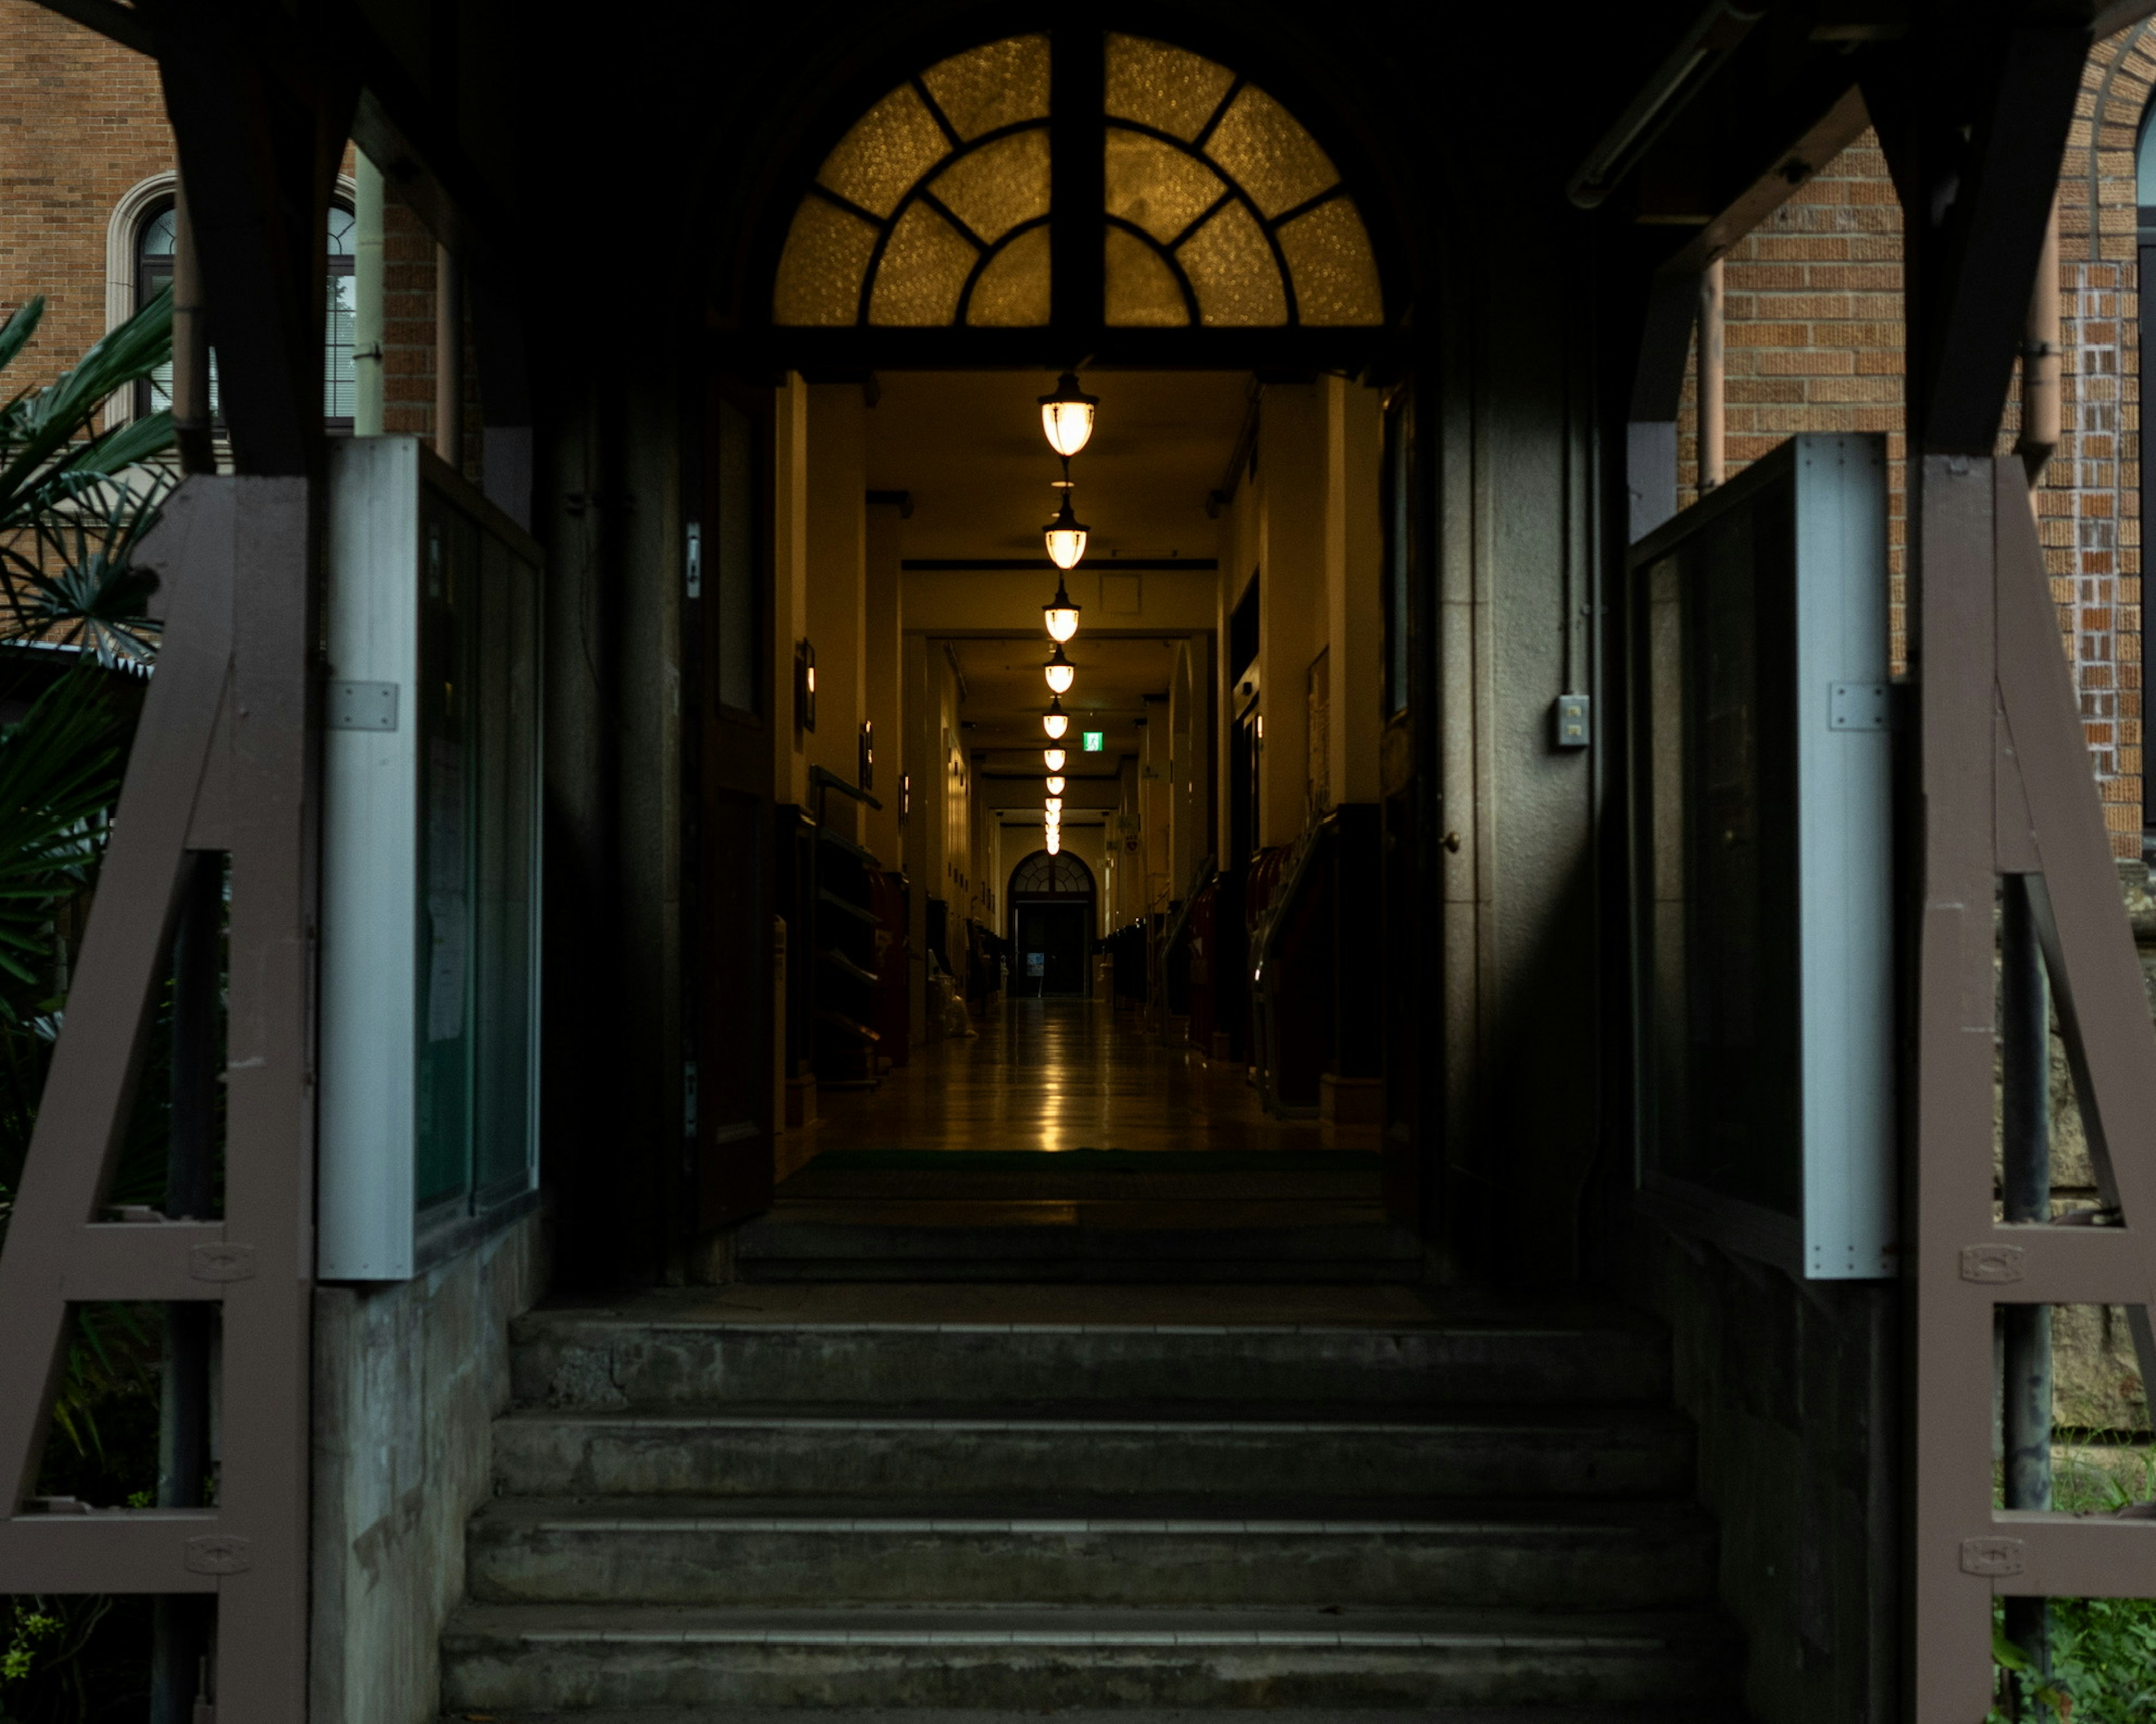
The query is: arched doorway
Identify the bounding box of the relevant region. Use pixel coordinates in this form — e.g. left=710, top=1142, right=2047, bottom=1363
left=1007, top=848, right=1097, bottom=997
left=684, top=19, right=1419, bottom=1230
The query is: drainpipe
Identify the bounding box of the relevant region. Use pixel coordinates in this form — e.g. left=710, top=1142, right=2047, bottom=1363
left=169, top=179, right=214, bottom=475
left=354, top=153, right=385, bottom=436
left=2000, top=195, right=2059, bottom=1715
left=435, top=243, right=462, bottom=468
left=1697, top=259, right=1725, bottom=493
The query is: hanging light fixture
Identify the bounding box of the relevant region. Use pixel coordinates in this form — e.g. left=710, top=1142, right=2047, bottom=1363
left=1042, top=565, right=1083, bottom=639
left=1044, top=774, right=1066, bottom=795
left=1039, top=372, right=1099, bottom=459
left=1044, top=643, right=1075, bottom=696
left=1043, top=696, right=1069, bottom=740
left=1043, top=482, right=1089, bottom=573
left=1047, top=666, right=1072, bottom=701
left=1044, top=747, right=1067, bottom=772
left=1046, top=831, right=1062, bottom=856
left=1045, top=797, right=1063, bottom=815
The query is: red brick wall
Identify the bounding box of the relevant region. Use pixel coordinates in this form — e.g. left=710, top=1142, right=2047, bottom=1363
left=1683, top=21, right=2156, bottom=860
left=0, top=0, right=172, bottom=385
left=0, top=3, right=477, bottom=474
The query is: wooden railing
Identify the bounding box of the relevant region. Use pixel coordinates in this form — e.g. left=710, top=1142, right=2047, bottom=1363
left=0, top=477, right=314, bottom=1721
left=1913, top=455, right=2156, bottom=1717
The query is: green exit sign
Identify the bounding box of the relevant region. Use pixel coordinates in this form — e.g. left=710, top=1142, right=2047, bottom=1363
left=1081, top=731, right=1104, bottom=752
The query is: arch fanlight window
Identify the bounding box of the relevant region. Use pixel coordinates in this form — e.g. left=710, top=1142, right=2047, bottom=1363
left=773, top=33, right=1383, bottom=329
left=1010, top=849, right=1097, bottom=895
left=135, top=198, right=359, bottom=428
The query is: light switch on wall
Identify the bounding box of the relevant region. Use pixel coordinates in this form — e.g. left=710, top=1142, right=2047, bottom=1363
left=1554, top=693, right=1592, bottom=749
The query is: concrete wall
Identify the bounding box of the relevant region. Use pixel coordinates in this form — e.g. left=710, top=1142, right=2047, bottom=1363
left=863, top=500, right=905, bottom=865
left=773, top=376, right=811, bottom=808
left=804, top=383, right=867, bottom=839
left=310, top=1208, right=547, bottom=1724
left=1617, top=1225, right=1897, bottom=1724
left=1255, top=384, right=1326, bottom=849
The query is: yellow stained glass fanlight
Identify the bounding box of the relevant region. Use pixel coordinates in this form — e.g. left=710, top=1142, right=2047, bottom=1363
left=774, top=35, right=1052, bottom=328
left=1103, top=34, right=1381, bottom=328
left=770, top=31, right=1382, bottom=330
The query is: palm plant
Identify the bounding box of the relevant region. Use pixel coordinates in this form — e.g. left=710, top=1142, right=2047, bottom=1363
left=0, top=280, right=182, bottom=1724
left=0, top=288, right=176, bottom=669
left=0, top=286, right=179, bottom=1463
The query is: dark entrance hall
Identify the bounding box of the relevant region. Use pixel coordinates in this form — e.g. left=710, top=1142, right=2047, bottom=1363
left=747, top=998, right=1404, bottom=1280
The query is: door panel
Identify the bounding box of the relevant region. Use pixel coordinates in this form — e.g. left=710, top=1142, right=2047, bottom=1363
left=695, top=380, right=776, bottom=1231
left=1016, top=902, right=1090, bottom=996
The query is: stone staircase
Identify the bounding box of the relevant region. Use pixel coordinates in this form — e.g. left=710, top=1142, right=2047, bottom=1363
left=438, top=1284, right=1747, bottom=1718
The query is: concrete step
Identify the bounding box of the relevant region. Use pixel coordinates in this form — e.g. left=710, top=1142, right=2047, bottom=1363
left=509, top=1312, right=1672, bottom=1413
left=490, top=1403, right=1696, bottom=1502
left=439, top=1603, right=1746, bottom=1712
left=732, top=1218, right=1426, bottom=1284
left=463, top=1497, right=1717, bottom=1612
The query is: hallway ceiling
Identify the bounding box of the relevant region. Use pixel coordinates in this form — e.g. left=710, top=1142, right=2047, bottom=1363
left=945, top=635, right=1181, bottom=774
left=866, top=370, right=1250, bottom=564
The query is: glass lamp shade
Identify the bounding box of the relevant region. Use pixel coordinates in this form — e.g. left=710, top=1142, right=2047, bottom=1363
left=1043, top=490, right=1089, bottom=573
left=1038, top=372, right=1099, bottom=458
left=1045, top=775, right=1066, bottom=795
left=1046, top=833, right=1062, bottom=855
left=1043, top=707, right=1069, bottom=740
left=1044, top=747, right=1067, bottom=772
left=1045, top=797, right=1063, bottom=815
left=1043, top=570, right=1082, bottom=640
left=1044, top=644, right=1075, bottom=695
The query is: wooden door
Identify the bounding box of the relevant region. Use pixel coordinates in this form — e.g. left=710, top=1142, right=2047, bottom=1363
left=693, top=380, right=776, bottom=1230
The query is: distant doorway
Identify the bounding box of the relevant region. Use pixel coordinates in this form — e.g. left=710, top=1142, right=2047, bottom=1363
left=1008, top=850, right=1095, bottom=998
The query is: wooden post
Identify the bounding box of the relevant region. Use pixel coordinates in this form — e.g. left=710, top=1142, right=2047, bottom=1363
left=436, top=243, right=462, bottom=469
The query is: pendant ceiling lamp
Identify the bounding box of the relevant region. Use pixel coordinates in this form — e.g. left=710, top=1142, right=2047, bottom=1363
left=1043, top=483, right=1089, bottom=575
left=1043, top=696, right=1069, bottom=740
left=1045, top=797, right=1063, bottom=815
left=1046, top=832, right=1062, bottom=855
left=1044, top=747, right=1067, bottom=772
left=1039, top=372, right=1099, bottom=459
left=1045, top=774, right=1066, bottom=795
left=1043, top=567, right=1082, bottom=638
left=1044, top=643, right=1075, bottom=696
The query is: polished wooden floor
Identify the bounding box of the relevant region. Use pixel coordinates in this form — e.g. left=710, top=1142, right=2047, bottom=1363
left=779, top=999, right=1384, bottom=1232
left=816, top=996, right=1339, bottom=1158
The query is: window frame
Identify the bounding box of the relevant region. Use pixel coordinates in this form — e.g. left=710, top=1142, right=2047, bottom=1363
left=112, top=172, right=360, bottom=433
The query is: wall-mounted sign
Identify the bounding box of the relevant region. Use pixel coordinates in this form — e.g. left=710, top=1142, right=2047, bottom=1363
left=1081, top=731, right=1104, bottom=752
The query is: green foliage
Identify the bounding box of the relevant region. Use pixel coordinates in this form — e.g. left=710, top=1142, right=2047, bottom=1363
left=0, top=285, right=178, bottom=1723
left=2049, top=1598, right=2156, bottom=1722
left=1989, top=1437, right=2156, bottom=1722
left=0, top=288, right=174, bottom=532
left=0, top=672, right=123, bottom=1021
left=0, top=288, right=177, bottom=670
left=0, top=1594, right=113, bottom=1722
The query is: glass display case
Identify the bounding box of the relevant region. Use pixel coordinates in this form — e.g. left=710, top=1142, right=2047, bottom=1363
left=319, top=438, right=542, bottom=1278
left=1627, top=433, right=1893, bottom=1279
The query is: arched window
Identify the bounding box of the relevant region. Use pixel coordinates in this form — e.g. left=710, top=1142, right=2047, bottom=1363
left=773, top=33, right=1382, bottom=329
left=132, top=194, right=359, bottom=429
left=1010, top=849, right=1097, bottom=897
left=324, top=203, right=358, bottom=428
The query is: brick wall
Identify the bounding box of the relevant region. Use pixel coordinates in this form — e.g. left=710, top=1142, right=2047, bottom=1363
left=0, top=2, right=476, bottom=474
left=0, top=0, right=172, bottom=381
left=1682, top=20, right=2156, bottom=861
